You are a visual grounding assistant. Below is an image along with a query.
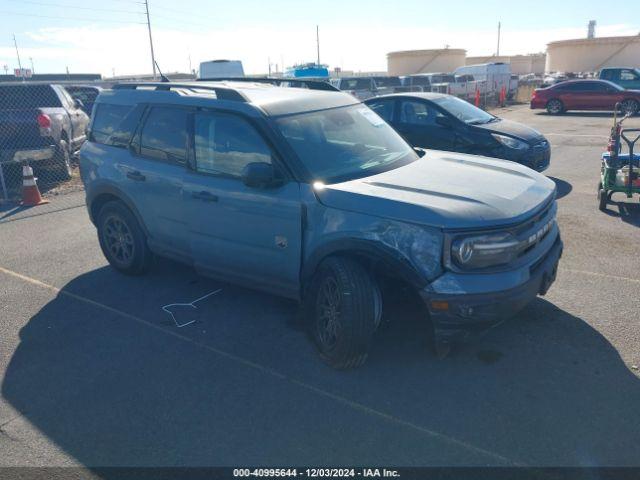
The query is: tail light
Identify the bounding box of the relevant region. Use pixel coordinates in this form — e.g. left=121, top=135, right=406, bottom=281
left=531, top=90, right=539, bottom=99
left=37, top=113, right=51, bottom=129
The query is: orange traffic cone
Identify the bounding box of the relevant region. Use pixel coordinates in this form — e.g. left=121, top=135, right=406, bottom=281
left=474, top=88, right=481, bottom=107
left=21, top=165, right=49, bottom=206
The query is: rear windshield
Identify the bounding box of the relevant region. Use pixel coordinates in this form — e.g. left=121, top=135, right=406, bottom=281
left=0, top=85, right=62, bottom=109
left=339, top=78, right=372, bottom=90
left=374, top=77, right=401, bottom=87
left=431, top=75, right=455, bottom=84
left=91, top=103, right=135, bottom=145
left=408, top=76, right=431, bottom=86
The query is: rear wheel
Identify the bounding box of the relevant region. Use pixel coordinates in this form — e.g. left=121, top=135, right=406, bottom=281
left=306, top=257, right=380, bottom=370
left=53, top=138, right=72, bottom=180
left=546, top=99, right=564, bottom=115
left=97, top=200, right=153, bottom=275
left=620, top=99, right=639, bottom=116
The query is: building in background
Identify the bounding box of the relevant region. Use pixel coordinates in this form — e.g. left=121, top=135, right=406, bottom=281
left=546, top=35, right=640, bottom=73
left=387, top=48, right=466, bottom=76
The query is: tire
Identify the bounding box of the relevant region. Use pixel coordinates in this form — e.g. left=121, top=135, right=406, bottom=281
left=306, top=257, right=380, bottom=370
left=598, top=184, right=607, bottom=212
left=546, top=99, right=564, bottom=115
left=53, top=138, right=72, bottom=180
left=97, top=200, right=153, bottom=275
left=620, top=99, right=639, bottom=116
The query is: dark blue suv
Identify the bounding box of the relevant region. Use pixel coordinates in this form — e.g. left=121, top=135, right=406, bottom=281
left=80, top=82, right=562, bottom=369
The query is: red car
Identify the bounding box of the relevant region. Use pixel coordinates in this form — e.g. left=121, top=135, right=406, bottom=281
left=530, top=79, right=640, bottom=115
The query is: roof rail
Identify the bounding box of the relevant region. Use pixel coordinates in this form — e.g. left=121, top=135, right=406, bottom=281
left=112, top=82, right=247, bottom=102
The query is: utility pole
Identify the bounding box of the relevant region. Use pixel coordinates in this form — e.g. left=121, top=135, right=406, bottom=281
left=316, top=25, right=320, bottom=66
left=496, top=21, right=501, bottom=57
left=29, top=57, right=35, bottom=74
left=144, top=0, right=157, bottom=79
left=13, top=34, right=24, bottom=80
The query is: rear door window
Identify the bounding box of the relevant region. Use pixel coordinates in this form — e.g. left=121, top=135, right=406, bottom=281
left=367, top=99, right=396, bottom=123
left=139, top=106, right=189, bottom=163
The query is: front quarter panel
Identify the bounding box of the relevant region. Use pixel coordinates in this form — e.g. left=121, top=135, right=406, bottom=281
left=301, top=184, right=443, bottom=288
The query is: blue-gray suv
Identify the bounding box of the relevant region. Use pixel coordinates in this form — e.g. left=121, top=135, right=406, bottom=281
left=80, top=82, right=563, bottom=369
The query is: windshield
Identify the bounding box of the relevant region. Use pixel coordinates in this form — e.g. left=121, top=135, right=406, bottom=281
left=432, top=95, right=496, bottom=125
left=275, top=104, right=418, bottom=183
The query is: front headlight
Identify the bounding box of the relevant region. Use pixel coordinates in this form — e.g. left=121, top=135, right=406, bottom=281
left=491, top=133, right=529, bottom=150
left=452, top=232, right=521, bottom=269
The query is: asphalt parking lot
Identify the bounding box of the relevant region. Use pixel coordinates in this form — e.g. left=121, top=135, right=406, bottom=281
left=1, top=104, right=639, bottom=470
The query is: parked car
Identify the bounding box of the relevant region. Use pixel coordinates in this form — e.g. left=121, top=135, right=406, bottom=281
left=0, top=83, right=90, bottom=179
left=81, top=82, right=562, bottom=369
left=530, top=79, right=640, bottom=115
left=365, top=93, right=551, bottom=172
left=400, top=75, right=432, bottom=92
left=599, top=67, right=640, bottom=90
left=64, top=85, right=103, bottom=115
left=370, top=76, right=402, bottom=95
left=330, top=76, right=377, bottom=100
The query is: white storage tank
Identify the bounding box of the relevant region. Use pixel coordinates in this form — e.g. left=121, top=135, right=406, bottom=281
left=546, top=35, right=640, bottom=72
left=387, top=49, right=466, bottom=76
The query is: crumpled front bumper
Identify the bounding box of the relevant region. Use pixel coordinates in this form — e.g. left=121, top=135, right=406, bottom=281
left=420, top=236, right=563, bottom=345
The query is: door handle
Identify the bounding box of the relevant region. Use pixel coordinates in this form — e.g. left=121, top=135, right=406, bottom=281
left=192, top=190, right=218, bottom=202
left=126, top=171, right=146, bottom=181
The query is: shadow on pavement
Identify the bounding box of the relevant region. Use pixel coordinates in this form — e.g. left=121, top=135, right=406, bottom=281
left=536, top=111, right=617, bottom=119
left=2, top=262, right=640, bottom=471
left=603, top=197, right=640, bottom=227
left=548, top=177, right=573, bottom=199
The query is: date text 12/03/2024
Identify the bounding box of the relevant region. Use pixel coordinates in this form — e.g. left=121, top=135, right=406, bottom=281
left=233, top=469, right=400, bottom=477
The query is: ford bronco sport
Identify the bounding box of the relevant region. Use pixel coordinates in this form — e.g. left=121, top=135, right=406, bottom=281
left=80, top=82, right=563, bottom=369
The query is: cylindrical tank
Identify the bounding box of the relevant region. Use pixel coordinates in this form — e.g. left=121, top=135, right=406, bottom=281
left=387, top=49, right=466, bottom=76
left=546, top=35, right=640, bottom=72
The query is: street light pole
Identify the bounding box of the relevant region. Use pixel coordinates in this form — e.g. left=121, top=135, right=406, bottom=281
left=144, top=0, right=157, bottom=79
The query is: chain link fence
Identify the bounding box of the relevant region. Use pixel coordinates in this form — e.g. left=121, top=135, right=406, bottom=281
left=0, top=81, right=96, bottom=209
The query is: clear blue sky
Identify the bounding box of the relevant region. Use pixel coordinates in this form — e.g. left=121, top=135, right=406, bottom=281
left=1, top=0, right=638, bottom=76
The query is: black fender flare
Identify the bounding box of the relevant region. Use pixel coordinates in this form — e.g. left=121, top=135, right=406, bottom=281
left=86, top=183, right=150, bottom=237
left=302, top=238, right=428, bottom=291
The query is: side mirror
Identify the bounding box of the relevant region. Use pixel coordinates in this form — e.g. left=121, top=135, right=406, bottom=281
left=435, top=115, right=453, bottom=128
left=241, top=162, right=280, bottom=189
left=74, top=99, right=85, bottom=110
left=413, top=147, right=426, bottom=158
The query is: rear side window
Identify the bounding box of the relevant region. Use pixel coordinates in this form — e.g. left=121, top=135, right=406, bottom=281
left=367, top=100, right=395, bottom=122
left=193, top=112, right=271, bottom=178
left=140, top=106, right=188, bottom=163
left=0, top=85, right=62, bottom=108
left=91, top=104, right=134, bottom=144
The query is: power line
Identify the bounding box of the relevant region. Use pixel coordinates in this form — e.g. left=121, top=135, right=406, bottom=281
left=0, top=10, right=146, bottom=23
left=7, top=0, right=145, bottom=15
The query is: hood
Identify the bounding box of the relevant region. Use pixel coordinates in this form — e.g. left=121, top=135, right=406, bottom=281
left=315, top=151, right=556, bottom=230
left=473, top=118, right=544, bottom=143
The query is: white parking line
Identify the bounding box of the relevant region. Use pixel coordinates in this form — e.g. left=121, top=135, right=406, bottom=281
left=542, top=133, right=608, bottom=139
left=0, top=265, right=518, bottom=466
left=563, top=268, right=640, bottom=284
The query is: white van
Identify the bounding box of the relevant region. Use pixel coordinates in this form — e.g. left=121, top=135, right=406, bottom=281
left=199, top=60, right=244, bottom=80
left=454, top=62, right=511, bottom=96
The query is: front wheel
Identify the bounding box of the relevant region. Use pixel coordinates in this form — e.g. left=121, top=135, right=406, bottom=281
left=97, top=200, right=153, bottom=275
left=546, top=99, right=564, bottom=115
left=598, top=184, right=607, bottom=211
left=620, top=99, right=639, bottom=116
left=306, top=257, right=380, bottom=370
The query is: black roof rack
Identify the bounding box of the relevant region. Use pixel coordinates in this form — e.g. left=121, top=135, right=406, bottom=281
left=112, top=82, right=247, bottom=102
